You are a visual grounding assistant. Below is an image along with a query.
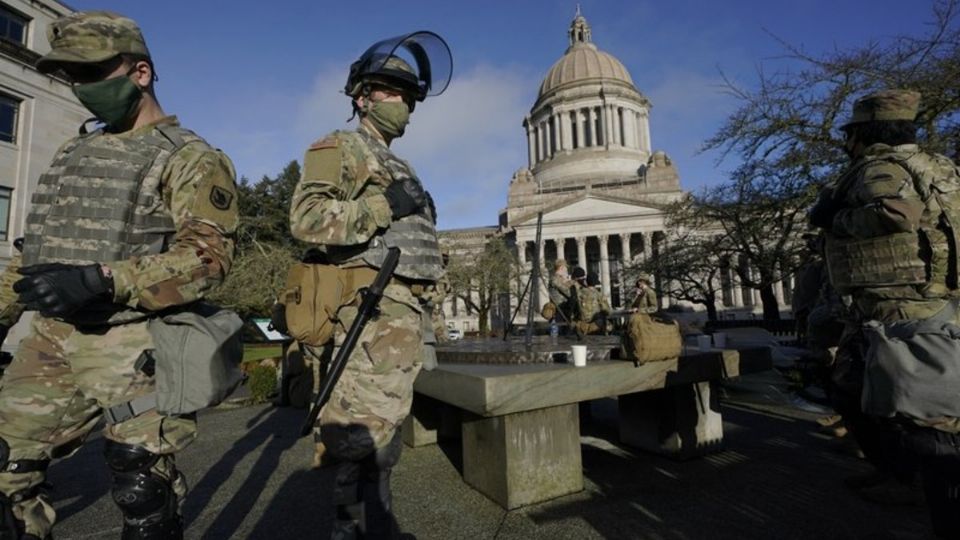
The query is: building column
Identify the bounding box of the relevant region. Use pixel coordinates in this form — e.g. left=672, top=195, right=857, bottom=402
left=642, top=113, right=652, bottom=154
left=576, top=109, right=586, bottom=148
left=585, top=108, right=594, bottom=147
left=620, top=233, right=631, bottom=265
left=642, top=232, right=653, bottom=261
left=598, top=235, right=611, bottom=304
left=576, top=236, right=587, bottom=269
left=537, top=239, right=548, bottom=307
left=526, top=123, right=536, bottom=168
left=517, top=241, right=527, bottom=267
left=559, top=110, right=571, bottom=152
left=611, top=105, right=620, bottom=146
left=774, top=278, right=785, bottom=305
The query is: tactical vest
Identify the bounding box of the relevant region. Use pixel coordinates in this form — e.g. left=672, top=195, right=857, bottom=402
left=22, top=123, right=200, bottom=324
left=825, top=146, right=960, bottom=295
left=330, top=130, right=444, bottom=282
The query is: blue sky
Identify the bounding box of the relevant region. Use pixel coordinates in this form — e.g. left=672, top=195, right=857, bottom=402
left=72, top=0, right=942, bottom=230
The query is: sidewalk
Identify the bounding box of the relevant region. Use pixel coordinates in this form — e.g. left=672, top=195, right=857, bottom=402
left=49, top=374, right=934, bottom=539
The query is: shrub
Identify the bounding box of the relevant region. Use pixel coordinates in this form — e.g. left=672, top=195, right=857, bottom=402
left=247, top=363, right=278, bottom=404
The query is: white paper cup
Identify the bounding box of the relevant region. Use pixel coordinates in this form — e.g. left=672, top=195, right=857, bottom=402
left=697, top=335, right=712, bottom=350
left=571, top=345, right=588, bottom=367
left=713, top=332, right=727, bottom=349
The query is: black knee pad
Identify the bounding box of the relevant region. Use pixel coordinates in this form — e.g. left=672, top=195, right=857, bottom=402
left=103, top=441, right=181, bottom=539
left=0, top=492, right=23, bottom=540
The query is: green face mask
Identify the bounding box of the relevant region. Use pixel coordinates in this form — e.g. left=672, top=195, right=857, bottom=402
left=365, top=100, right=410, bottom=139
left=71, top=75, right=142, bottom=128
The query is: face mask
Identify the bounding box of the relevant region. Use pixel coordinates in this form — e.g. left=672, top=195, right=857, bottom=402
left=364, top=100, right=410, bottom=139
left=72, top=74, right=142, bottom=128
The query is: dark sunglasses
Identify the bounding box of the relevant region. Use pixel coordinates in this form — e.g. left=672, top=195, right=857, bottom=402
left=59, top=57, right=125, bottom=85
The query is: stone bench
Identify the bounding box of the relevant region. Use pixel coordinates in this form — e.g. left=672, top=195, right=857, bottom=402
left=404, top=344, right=772, bottom=509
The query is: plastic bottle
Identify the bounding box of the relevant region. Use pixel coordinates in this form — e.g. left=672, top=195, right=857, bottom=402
left=550, top=319, right=559, bottom=344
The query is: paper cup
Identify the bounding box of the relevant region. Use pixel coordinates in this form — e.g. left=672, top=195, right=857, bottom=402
left=713, top=332, right=727, bottom=349
left=697, top=335, right=712, bottom=350
left=571, top=345, right=588, bottom=367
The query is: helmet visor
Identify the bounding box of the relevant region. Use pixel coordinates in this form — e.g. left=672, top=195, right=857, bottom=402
left=359, top=31, right=453, bottom=98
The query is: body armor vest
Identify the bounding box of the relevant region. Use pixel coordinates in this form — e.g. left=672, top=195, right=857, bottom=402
left=825, top=146, right=960, bottom=295
left=331, top=130, right=444, bottom=282
left=22, top=123, right=200, bottom=324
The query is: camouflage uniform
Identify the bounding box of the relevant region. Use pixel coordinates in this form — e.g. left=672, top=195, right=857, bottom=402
left=811, top=89, right=960, bottom=537
left=574, top=284, right=610, bottom=336
left=0, top=12, right=237, bottom=540
left=291, top=122, right=437, bottom=538
left=631, top=287, right=658, bottom=314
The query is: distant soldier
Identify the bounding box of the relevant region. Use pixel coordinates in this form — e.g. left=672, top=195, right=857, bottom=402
left=572, top=268, right=610, bottom=336
left=809, top=89, right=960, bottom=536
left=0, top=11, right=238, bottom=539
left=630, top=274, right=658, bottom=314
left=288, top=32, right=452, bottom=538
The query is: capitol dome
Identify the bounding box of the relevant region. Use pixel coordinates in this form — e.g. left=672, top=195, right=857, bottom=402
left=538, top=21, right=635, bottom=99
left=522, top=9, right=653, bottom=186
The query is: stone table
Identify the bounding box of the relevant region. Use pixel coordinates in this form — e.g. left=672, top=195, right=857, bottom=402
left=405, top=343, right=772, bottom=509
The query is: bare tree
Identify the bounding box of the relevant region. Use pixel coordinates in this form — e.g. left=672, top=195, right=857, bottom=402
left=446, top=236, right=520, bottom=334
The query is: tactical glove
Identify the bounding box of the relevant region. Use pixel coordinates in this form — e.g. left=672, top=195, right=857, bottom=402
left=0, top=324, right=8, bottom=346
left=809, top=188, right=843, bottom=229
left=383, top=178, right=427, bottom=220
left=425, top=191, right=438, bottom=224
left=14, top=263, right=113, bottom=318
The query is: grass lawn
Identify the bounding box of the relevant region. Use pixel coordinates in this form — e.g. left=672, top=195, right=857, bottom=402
left=242, top=344, right=283, bottom=364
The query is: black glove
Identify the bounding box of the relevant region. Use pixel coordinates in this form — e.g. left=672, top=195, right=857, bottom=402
left=0, top=323, right=9, bottom=346
left=383, top=178, right=427, bottom=220
left=809, top=188, right=843, bottom=228
left=14, top=263, right=113, bottom=318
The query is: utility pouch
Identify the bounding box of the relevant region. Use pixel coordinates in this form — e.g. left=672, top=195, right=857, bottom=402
left=862, top=300, right=960, bottom=420
left=421, top=307, right=438, bottom=371
left=825, top=233, right=926, bottom=293
left=281, top=263, right=377, bottom=347
left=621, top=312, right=682, bottom=365
left=541, top=301, right=557, bottom=320
left=148, top=303, right=243, bottom=416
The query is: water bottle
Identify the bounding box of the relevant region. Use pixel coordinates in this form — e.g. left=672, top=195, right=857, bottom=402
left=550, top=320, right=559, bottom=343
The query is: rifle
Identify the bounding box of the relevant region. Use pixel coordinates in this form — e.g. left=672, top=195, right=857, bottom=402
left=299, top=247, right=401, bottom=437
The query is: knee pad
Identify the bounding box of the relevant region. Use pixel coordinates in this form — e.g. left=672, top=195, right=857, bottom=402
left=0, top=492, right=22, bottom=540
left=103, top=441, right=181, bottom=539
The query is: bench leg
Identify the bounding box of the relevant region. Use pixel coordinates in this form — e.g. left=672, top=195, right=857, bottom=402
left=461, top=404, right=584, bottom=509
left=618, top=381, right=724, bottom=459
left=402, top=394, right=442, bottom=447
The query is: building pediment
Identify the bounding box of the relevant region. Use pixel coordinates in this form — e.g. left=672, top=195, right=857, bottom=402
left=513, top=194, right=665, bottom=227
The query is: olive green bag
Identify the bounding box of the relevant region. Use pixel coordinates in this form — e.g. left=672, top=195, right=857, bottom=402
left=148, top=303, right=244, bottom=415
left=621, top=312, right=682, bottom=365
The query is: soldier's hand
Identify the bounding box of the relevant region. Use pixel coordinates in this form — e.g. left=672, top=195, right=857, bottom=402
left=425, top=191, right=438, bottom=224
left=14, top=263, right=113, bottom=318
left=0, top=323, right=9, bottom=345
left=384, top=178, right=427, bottom=219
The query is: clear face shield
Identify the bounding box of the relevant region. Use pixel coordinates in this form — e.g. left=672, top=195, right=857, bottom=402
left=347, top=31, right=453, bottom=101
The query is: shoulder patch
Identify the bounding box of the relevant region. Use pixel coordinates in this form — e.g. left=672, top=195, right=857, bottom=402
left=309, top=137, right=339, bottom=151
left=210, top=185, right=234, bottom=210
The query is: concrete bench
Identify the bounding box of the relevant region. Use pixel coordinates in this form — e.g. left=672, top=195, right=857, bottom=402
left=404, top=345, right=772, bottom=509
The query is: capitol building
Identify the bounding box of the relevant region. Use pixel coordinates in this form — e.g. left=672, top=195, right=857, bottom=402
left=440, top=10, right=786, bottom=333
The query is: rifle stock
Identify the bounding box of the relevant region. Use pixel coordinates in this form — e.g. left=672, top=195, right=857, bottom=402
left=299, top=247, right=401, bottom=437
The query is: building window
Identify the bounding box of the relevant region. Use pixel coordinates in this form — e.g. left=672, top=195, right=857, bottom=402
left=0, top=94, right=18, bottom=144
left=569, top=111, right=578, bottom=149
left=0, top=187, right=11, bottom=241
left=0, top=6, right=27, bottom=46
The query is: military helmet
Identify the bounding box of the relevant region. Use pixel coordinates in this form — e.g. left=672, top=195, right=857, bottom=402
left=841, top=89, right=920, bottom=130
left=36, top=11, right=150, bottom=74
left=635, top=273, right=652, bottom=285
left=554, top=259, right=568, bottom=271
left=571, top=266, right=586, bottom=281
left=345, top=31, right=452, bottom=103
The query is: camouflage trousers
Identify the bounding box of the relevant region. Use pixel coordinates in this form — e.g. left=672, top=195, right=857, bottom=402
left=0, top=315, right=196, bottom=537
left=303, top=295, right=423, bottom=462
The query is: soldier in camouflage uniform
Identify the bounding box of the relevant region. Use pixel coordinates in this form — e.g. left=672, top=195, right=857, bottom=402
left=0, top=12, right=238, bottom=540
left=809, top=89, right=960, bottom=536
left=571, top=268, right=609, bottom=336
left=630, top=274, right=658, bottom=314
left=289, top=32, right=451, bottom=539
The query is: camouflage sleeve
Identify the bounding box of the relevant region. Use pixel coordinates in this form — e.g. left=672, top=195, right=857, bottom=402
left=832, top=161, right=925, bottom=239
left=110, top=143, right=239, bottom=311
left=0, top=253, right=25, bottom=327
left=290, top=135, right=393, bottom=246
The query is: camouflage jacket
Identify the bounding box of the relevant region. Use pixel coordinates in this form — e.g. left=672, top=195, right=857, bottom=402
left=631, top=287, right=658, bottom=313
left=0, top=116, right=238, bottom=324
left=577, top=285, right=610, bottom=322
left=290, top=121, right=431, bottom=308
left=824, top=143, right=949, bottom=320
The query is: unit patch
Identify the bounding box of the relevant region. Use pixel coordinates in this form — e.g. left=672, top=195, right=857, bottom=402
left=210, top=185, right=234, bottom=210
